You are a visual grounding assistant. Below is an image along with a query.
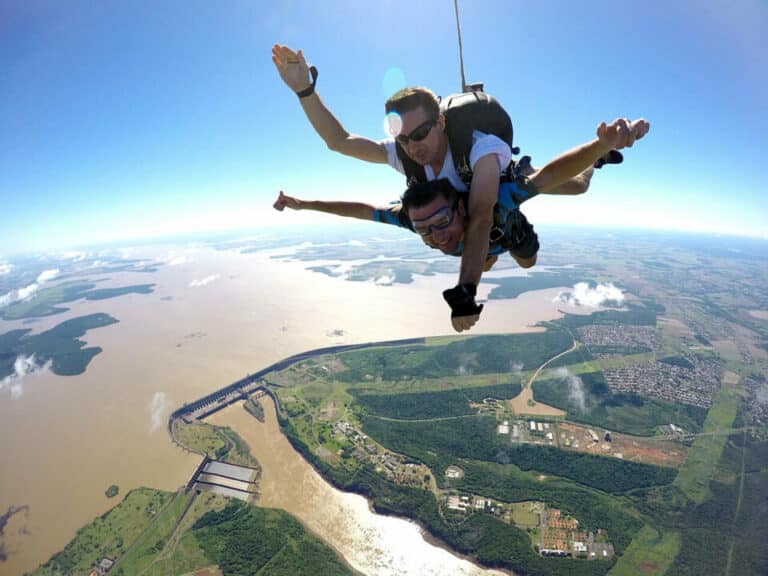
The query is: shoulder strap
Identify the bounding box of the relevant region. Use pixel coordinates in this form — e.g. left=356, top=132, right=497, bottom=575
left=442, top=92, right=514, bottom=186
left=395, top=142, right=427, bottom=186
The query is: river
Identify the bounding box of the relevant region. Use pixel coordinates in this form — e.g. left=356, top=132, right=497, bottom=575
left=0, top=243, right=579, bottom=575
left=209, top=397, right=511, bottom=575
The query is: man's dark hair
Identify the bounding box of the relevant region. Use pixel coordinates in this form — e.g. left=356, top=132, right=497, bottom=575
left=385, top=87, right=440, bottom=120
left=401, top=178, right=459, bottom=214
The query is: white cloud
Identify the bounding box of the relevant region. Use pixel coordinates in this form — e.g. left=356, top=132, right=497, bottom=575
left=374, top=275, right=394, bottom=286
left=0, top=263, right=12, bottom=275
left=17, top=283, right=40, bottom=300
left=0, top=268, right=60, bottom=308
left=553, top=367, right=586, bottom=412
left=36, top=268, right=59, bottom=283
left=0, top=291, right=13, bottom=307
left=147, top=392, right=171, bottom=433
left=554, top=281, right=625, bottom=308
left=156, top=252, right=190, bottom=266
left=189, top=274, right=220, bottom=288
left=0, top=355, right=51, bottom=399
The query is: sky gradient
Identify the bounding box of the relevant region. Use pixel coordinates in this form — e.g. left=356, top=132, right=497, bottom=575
left=1, top=0, right=766, bottom=255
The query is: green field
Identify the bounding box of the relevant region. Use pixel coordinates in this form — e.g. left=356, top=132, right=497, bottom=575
left=33, top=488, right=352, bottom=576
left=173, top=420, right=258, bottom=467
left=674, top=387, right=741, bottom=503
left=542, top=352, right=656, bottom=375
left=533, top=373, right=708, bottom=436
left=110, top=489, right=196, bottom=575
left=608, top=525, right=680, bottom=576
left=508, top=501, right=541, bottom=528
left=33, top=488, right=176, bottom=575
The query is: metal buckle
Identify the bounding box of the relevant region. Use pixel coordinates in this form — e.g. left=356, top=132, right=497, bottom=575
left=489, top=226, right=505, bottom=244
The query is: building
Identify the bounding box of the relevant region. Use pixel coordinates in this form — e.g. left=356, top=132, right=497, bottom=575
left=446, top=495, right=464, bottom=511
left=444, top=465, right=464, bottom=479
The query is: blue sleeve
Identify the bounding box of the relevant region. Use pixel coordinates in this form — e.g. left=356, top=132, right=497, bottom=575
left=373, top=204, right=413, bottom=230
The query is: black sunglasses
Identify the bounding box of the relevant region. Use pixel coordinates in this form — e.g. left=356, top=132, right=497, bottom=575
left=396, top=118, right=437, bottom=145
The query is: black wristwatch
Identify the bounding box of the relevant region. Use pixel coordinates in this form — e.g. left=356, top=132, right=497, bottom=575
left=296, top=66, right=318, bottom=98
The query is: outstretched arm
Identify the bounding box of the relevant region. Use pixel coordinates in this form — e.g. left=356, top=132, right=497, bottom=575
left=272, top=45, right=387, bottom=164
left=531, top=118, right=649, bottom=193
left=444, top=155, right=499, bottom=333
left=273, top=191, right=376, bottom=220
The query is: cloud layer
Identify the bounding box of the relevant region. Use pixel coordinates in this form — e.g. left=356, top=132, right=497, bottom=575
left=0, top=268, right=59, bottom=308
left=554, top=281, right=624, bottom=308
left=0, top=355, right=51, bottom=399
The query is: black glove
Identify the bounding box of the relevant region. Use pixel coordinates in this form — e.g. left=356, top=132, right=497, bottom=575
left=443, top=283, right=483, bottom=319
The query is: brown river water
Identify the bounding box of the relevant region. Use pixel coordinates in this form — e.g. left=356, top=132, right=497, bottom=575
left=0, top=244, right=580, bottom=575
left=210, top=398, right=510, bottom=575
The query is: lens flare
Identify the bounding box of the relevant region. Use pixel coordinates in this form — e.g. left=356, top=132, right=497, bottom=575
left=384, top=111, right=402, bottom=138
left=381, top=66, right=406, bottom=98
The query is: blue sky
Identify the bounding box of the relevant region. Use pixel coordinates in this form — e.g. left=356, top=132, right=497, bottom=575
left=1, top=0, right=766, bottom=255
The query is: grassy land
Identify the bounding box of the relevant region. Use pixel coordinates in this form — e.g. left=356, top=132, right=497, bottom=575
left=533, top=374, right=708, bottom=436
left=173, top=420, right=258, bottom=467
left=541, top=352, right=656, bottom=376
left=33, top=487, right=352, bottom=576
left=608, top=525, right=680, bottom=576
left=424, top=334, right=471, bottom=347
left=110, top=489, right=195, bottom=575
left=508, top=501, right=541, bottom=528
left=174, top=421, right=228, bottom=457
left=673, top=387, right=741, bottom=503
left=191, top=500, right=353, bottom=575
left=33, top=488, right=175, bottom=575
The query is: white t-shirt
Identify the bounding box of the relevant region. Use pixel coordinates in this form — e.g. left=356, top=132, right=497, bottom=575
left=380, top=131, right=512, bottom=192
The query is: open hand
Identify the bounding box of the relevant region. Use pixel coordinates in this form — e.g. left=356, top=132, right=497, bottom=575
left=271, top=44, right=313, bottom=93
left=597, top=118, right=650, bottom=150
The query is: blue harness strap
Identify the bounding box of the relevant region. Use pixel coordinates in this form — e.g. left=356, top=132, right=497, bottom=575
left=497, top=177, right=538, bottom=211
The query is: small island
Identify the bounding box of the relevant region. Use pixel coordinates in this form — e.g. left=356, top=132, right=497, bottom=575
left=105, top=485, right=119, bottom=498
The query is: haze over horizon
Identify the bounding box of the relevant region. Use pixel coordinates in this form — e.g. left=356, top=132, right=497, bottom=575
left=1, top=0, right=765, bottom=255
